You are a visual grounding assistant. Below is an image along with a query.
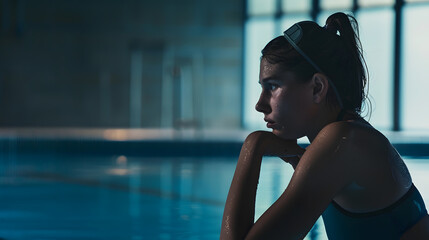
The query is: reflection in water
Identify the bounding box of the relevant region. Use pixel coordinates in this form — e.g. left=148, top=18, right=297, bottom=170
left=160, top=161, right=173, bottom=240
left=116, top=155, right=128, bottom=165
left=107, top=168, right=129, bottom=176
left=130, top=164, right=141, bottom=218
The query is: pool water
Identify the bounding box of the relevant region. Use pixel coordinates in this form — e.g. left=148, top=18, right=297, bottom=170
left=0, top=153, right=428, bottom=239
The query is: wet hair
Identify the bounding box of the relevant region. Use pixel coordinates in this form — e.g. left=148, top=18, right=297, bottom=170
left=261, top=12, right=369, bottom=114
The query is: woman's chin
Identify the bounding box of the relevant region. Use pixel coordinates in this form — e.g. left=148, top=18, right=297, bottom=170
left=272, top=129, right=299, bottom=140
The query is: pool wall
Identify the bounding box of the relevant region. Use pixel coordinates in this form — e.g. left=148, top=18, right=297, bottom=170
left=0, top=128, right=428, bottom=157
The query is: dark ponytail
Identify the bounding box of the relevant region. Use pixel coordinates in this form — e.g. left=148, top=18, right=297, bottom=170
left=324, top=12, right=368, bottom=114
left=261, top=12, right=369, bottom=114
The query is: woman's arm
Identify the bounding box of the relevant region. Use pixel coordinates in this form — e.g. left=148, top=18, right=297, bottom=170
left=220, top=131, right=305, bottom=240
left=221, top=122, right=359, bottom=240
left=245, top=122, right=358, bottom=239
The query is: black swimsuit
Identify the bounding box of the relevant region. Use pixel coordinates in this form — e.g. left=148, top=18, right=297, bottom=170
left=322, top=184, right=427, bottom=239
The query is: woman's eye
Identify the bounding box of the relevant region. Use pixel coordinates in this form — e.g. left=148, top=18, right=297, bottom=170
left=260, top=82, right=279, bottom=91
left=267, top=83, right=278, bottom=91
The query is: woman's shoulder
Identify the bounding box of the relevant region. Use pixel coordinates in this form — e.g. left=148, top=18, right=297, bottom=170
left=319, top=118, right=388, bottom=145
left=304, top=119, right=378, bottom=166
left=312, top=118, right=391, bottom=162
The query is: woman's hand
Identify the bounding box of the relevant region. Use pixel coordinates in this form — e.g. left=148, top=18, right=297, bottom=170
left=245, top=131, right=306, bottom=168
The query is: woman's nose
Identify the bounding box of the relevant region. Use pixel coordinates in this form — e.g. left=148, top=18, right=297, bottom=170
left=255, top=93, right=270, bottom=114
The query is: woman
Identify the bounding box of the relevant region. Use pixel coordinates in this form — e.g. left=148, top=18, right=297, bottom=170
left=220, top=12, right=429, bottom=240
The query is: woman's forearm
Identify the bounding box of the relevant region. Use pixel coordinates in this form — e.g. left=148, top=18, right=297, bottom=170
left=220, top=132, right=265, bottom=240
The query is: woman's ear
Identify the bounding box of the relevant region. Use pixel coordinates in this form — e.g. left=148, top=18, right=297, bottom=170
left=311, top=73, right=330, bottom=103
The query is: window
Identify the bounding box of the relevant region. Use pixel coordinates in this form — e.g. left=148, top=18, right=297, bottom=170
left=280, top=14, right=311, bottom=31
left=401, top=4, right=429, bottom=130
left=281, top=0, right=311, bottom=12
left=359, top=0, right=394, bottom=7
left=356, top=8, right=394, bottom=130
left=243, top=18, right=276, bottom=129
left=247, top=0, right=277, bottom=15
left=320, top=0, right=353, bottom=10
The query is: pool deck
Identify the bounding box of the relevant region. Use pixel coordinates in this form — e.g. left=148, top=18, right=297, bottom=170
left=0, top=128, right=428, bottom=157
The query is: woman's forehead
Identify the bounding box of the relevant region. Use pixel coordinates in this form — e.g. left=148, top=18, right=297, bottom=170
left=260, top=58, right=295, bottom=81
left=260, top=59, right=281, bottom=76
left=260, top=58, right=276, bottom=70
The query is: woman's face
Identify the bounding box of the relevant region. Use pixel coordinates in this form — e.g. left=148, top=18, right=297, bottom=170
left=255, top=58, right=316, bottom=139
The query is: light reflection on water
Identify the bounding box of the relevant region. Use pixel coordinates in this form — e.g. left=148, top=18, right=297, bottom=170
left=0, top=154, right=428, bottom=239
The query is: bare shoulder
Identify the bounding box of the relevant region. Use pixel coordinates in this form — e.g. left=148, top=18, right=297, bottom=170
left=319, top=119, right=384, bottom=138
left=314, top=120, right=389, bottom=152
left=305, top=119, right=392, bottom=178
left=294, top=120, right=377, bottom=186
left=302, top=121, right=361, bottom=172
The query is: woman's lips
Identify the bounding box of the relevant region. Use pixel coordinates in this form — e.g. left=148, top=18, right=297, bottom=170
left=264, top=118, right=277, bottom=129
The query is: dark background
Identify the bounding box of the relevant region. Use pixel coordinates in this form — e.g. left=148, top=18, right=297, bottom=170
left=0, top=0, right=244, bottom=128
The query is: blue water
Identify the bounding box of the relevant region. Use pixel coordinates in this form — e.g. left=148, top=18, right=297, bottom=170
left=0, top=153, right=428, bottom=239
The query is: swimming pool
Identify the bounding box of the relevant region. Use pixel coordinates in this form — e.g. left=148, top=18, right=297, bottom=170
left=0, top=130, right=428, bottom=239
left=2, top=154, right=428, bottom=239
